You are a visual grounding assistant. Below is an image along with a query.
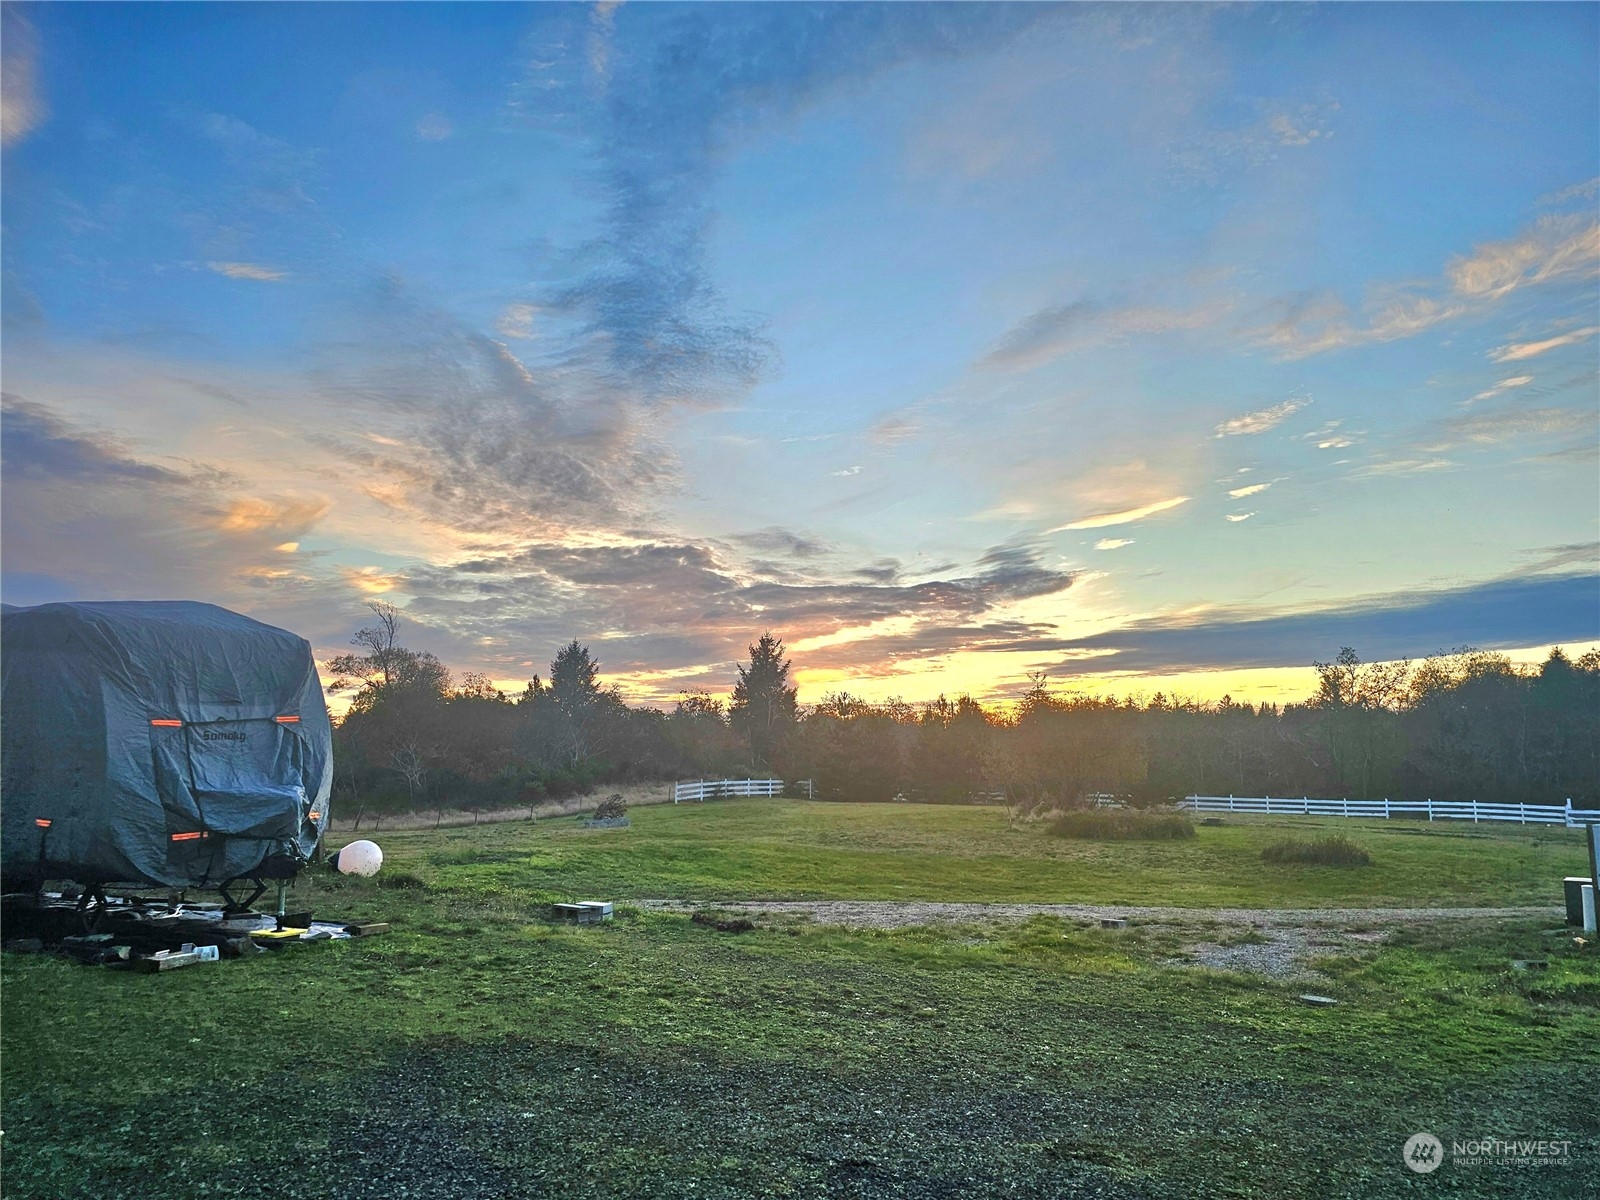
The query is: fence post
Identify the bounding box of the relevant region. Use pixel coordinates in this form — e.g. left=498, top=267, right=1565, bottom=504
left=1427, top=799, right=1433, bottom=821
left=1568, top=799, right=1575, bottom=829
left=1384, top=798, right=1390, bottom=819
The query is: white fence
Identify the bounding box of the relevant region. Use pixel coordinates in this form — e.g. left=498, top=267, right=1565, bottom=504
left=673, top=778, right=809, bottom=803
left=1182, top=795, right=1600, bottom=828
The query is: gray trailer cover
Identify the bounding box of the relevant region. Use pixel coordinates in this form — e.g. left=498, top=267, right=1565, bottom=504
left=2, top=601, right=332, bottom=888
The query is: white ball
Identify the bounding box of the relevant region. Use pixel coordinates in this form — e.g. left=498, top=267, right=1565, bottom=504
left=336, top=839, right=383, bottom=877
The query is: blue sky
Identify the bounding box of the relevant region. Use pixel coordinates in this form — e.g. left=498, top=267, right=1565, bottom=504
left=3, top=2, right=1596, bottom=707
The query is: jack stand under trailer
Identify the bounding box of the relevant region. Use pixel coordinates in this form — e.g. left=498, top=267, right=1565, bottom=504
left=217, top=876, right=268, bottom=918
left=73, top=886, right=110, bottom=933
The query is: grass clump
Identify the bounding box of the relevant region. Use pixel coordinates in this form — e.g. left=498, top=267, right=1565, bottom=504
left=1262, top=836, right=1373, bottom=867
left=1048, top=808, right=1196, bottom=841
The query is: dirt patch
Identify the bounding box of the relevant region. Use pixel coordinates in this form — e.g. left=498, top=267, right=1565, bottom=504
left=634, top=899, right=1560, bottom=979
left=632, top=898, right=1558, bottom=930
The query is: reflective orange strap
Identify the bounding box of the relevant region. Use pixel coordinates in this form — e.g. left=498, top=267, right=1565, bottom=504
left=150, top=718, right=183, bottom=727
left=34, top=818, right=52, bottom=828
left=275, top=715, right=300, bottom=724
left=170, top=831, right=209, bottom=842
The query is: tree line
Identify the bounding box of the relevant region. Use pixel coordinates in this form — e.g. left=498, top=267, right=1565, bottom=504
left=328, top=603, right=1600, bottom=820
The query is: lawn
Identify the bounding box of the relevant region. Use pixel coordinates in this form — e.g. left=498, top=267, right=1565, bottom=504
left=404, top=798, right=1585, bottom=908
left=3, top=800, right=1597, bottom=1199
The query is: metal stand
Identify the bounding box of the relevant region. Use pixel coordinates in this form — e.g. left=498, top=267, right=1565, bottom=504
left=74, top=885, right=109, bottom=932
left=217, top=876, right=266, bottom=917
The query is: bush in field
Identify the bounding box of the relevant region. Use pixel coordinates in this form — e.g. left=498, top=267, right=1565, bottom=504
left=1048, top=808, right=1196, bottom=841
left=1261, top=836, right=1372, bottom=866
left=594, top=793, right=627, bottom=820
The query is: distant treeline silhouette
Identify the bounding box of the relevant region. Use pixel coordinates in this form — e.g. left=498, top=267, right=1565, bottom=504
left=329, top=604, right=1600, bottom=820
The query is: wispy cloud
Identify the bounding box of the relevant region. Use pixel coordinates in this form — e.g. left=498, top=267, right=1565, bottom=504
left=1490, top=325, right=1599, bottom=363
left=1225, top=512, right=1255, bottom=522
left=1540, top=177, right=1599, bottom=207
left=1050, top=571, right=1600, bottom=675
left=1466, top=375, right=1533, bottom=404
left=868, top=414, right=919, bottom=445
left=341, top=566, right=402, bottom=595
left=983, top=299, right=1227, bottom=372
left=312, top=279, right=674, bottom=537
left=728, top=527, right=830, bottom=559
left=1, top=9, right=45, bottom=147
left=1300, top=420, right=1360, bottom=450
left=1168, top=98, right=1339, bottom=185
left=1049, top=495, right=1189, bottom=532
left=495, top=303, right=537, bottom=339
left=1520, top=541, right=1600, bottom=574
left=1424, top=405, right=1593, bottom=451
left=0, top=395, right=336, bottom=609
left=1, top=395, right=192, bottom=486
left=1448, top=214, right=1600, bottom=300
left=1350, top=457, right=1456, bottom=478
left=208, top=261, right=288, bottom=282
left=1228, top=482, right=1271, bottom=498
left=398, top=538, right=1078, bottom=683
left=1214, top=394, right=1312, bottom=437
left=526, top=4, right=1053, bottom=405
left=830, top=465, right=862, bottom=478
left=1094, top=538, right=1134, bottom=550
left=215, top=496, right=329, bottom=536
left=1253, top=210, right=1600, bottom=359
left=415, top=113, right=453, bottom=141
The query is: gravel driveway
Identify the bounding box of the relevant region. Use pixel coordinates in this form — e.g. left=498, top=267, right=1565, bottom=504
left=633, top=898, right=1561, bottom=929
left=635, top=899, right=1565, bottom=980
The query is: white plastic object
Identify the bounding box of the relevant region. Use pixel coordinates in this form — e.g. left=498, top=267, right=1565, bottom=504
left=1583, top=884, right=1596, bottom=934
left=195, top=944, right=220, bottom=962
left=337, top=839, right=383, bottom=877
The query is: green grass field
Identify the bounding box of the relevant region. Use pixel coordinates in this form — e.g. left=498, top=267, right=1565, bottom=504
left=4, top=800, right=1597, bottom=1199
left=404, top=797, right=1583, bottom=907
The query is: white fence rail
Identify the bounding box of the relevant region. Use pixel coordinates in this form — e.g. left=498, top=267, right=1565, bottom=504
left=673, top=778, right=807, bottom=803
left=1182, top=795, right=1600, bottom=828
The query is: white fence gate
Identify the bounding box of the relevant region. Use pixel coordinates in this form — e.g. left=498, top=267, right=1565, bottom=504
left=672, top=778, right=810, bottom=803
left=1181, top=795, right=1600, bottom=828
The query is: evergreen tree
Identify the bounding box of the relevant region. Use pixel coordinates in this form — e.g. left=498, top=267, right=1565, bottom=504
left=730, top=632, right=798, bottom=772
left=544, top=641, right=606, bottom=767
left=550, top=640, right=602, bottom=721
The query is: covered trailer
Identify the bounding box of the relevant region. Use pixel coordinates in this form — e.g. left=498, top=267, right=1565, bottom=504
left=2, top=600, right=331, bottom=894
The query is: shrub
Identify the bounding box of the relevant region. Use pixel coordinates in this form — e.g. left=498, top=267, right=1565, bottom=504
left=1048, top=808, right=1196, bottom=841
left=593, top=793, right=627, bottom=820
left=1261, top=836, right=1373, bottom=867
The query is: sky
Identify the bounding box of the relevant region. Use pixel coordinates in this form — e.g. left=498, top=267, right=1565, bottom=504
left=2, top=2, right=1597, bottom=712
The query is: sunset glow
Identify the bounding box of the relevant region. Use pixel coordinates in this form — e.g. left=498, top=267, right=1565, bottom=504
left=3, top=4, right=1595, bottom=709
